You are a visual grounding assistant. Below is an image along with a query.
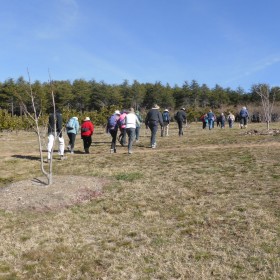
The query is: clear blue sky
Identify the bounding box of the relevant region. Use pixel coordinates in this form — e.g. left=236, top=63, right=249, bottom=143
left=1, top=0, right=280, bottom=92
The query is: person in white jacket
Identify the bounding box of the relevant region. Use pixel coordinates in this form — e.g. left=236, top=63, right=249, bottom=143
left=125, top=108, right=140, bottom=154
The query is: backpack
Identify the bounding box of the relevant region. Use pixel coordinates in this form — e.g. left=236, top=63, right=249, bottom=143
left=107, top=114, right=117, bottom=131
left=117, top=115, right=126, bottom=127
left=162, top=112, right=169, bottom=122
left=66, top=118, right=75, bottom=130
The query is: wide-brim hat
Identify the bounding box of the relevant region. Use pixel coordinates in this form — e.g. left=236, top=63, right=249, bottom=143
left=84, top=117, right=90, bottom=121
left=152, top=104, right=160, bottom=109
left=114, top=110, right=121, bottom=115
left=181, top=107, right=186, bottom=111
left=164, top=109, right=169, bottom=112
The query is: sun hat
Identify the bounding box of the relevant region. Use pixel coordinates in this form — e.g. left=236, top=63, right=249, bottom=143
left=164, top=109, right=169, bottom=112
left=152, top=104, right=160, bottom=109
left=181, top=107, right=186, bottom=111
left=114, top=110, right=121, bottom=115
left=84, top=117, right=90, bottom=121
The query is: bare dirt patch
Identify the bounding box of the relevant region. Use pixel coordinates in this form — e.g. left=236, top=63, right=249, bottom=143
left=0, top=176, right=106, bottom=212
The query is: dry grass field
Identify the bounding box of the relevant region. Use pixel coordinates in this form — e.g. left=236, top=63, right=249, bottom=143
left=0, top=122, right=279, bottom=279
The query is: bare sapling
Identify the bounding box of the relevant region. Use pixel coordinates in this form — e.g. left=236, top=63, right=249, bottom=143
left=254, top=84, right=276, bottom=130
left=16, top=69, right=57, bottom=185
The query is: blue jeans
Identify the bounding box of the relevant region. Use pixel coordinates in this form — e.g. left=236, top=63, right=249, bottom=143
left=148, top=122, right=158, bottom=146
left=126, top=128, right=135, bottom=152
left=208, top=119, right=214, bottom=129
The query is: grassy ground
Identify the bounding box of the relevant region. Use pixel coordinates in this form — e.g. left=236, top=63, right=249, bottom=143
left=0, top=122, right=279, bottom=279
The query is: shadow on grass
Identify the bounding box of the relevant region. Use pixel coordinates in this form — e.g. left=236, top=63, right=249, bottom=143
left=12, top=155, right=41, bottom=161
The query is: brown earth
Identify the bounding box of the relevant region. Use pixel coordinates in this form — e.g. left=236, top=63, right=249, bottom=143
left=0, top=175, right=105, bottom=212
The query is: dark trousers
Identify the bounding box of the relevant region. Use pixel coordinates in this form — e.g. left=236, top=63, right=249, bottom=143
left=148, top=123, right=158, bottom=146
left=118, top=128, right=127, bottom=146
left=135, top=126, right=140, bottom=140
left=82, top=136, right=92, bottom=151
left=110, top=129, right=118, bottom=151
left=67, top=133, right=76, bottom=150
left=177, top=121, right=184, bottom=136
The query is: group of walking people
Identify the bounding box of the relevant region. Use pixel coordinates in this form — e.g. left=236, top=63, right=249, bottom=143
left=46, top=110, right=95, bottom=161
left=46, top=105, right=249, bottom=159
left=200, top=107, right=249, bottom=130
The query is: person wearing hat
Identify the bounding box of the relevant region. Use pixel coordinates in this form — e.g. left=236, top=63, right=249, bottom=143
left=81, top=117, right=94, bottom=154
left=66, top=116, right=79, bottom=154
left=107, top=110, right=121, bottom=153
left=161, top=109, right=170, bottom=137
left=175, top=108, right=187, bottom=136
left=145, top=104, right=163, bottom=148
left=125, top=108, right=140, bottom=154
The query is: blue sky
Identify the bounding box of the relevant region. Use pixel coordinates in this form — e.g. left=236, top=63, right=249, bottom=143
left=1, top=0, right=280, bottom=92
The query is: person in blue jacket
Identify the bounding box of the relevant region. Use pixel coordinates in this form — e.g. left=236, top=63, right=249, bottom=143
left=239, top=106, right=249, bottom=128
left=66, top=116, right=79, bottom=154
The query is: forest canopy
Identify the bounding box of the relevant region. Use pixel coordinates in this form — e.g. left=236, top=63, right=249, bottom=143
left=1, top=77, right=280, bottom=117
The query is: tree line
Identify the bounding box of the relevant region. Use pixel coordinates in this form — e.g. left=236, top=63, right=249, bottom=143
left=1, top=77, right=280, bottom=126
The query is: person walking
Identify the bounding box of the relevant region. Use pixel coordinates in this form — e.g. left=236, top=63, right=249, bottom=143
left=145, top=104, right=163, bottom=148
left=161, top=109, right=170, bottom=137
left=107, top=110, right=121, bottom=153
left=66, top=116, right=79, bottom=154
left=207, top=110, right=215, bottom=130
left=175, top=108, right=187, bottom=136
left=220, top=113, right=226, bottom=129
left=81, top=117, right=94, bottom=154
left=125, top=108, right=140, bottom=154
left=117, top=111, right=127, bottom=146
left=227, top=112, right=235, bottom=128
left=135, top=110, right=143, bottom=142
left=47, top=108, right=65, bottom=161
left=239, top=106, right=249, bottom=128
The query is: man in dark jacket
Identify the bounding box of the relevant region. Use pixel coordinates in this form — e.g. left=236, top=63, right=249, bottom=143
left=175, top=108, right=187, bottom=136
left=239, top=106, right=249, bottom=128
left=145, top=104, right=163, bottom=148
left=47, top=108, right=65, bottom=161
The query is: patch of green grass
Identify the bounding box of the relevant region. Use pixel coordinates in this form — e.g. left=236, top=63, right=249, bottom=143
left=115, top=171, right=143, bottom=181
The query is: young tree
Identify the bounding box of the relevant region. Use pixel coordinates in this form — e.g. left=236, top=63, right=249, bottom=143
left=16, top=70, right=57, bottom=185
left=252, top=84, right=277, bottom=130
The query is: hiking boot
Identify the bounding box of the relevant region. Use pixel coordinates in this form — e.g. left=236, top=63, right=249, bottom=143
left=114, top=149, right=117, bottom=153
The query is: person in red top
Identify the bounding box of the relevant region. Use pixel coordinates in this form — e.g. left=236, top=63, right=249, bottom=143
left=81, top=117, right=94, bottom=154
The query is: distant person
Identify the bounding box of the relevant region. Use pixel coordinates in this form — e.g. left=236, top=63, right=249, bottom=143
left=81, top=117, right=94, bottom=154
left=207, top=110, right=215, bottom=130
left=175, top=108, right=187, bottom=136
left=161, top=109, right=170, bottom=137
left=117, top=111, right=127, bottom=146
left=125, top=108, right=140, bottom=154
left=47, top=108, right=65, bottom=161
left=200, top=113, right=208, bottom=129
left=145, top=104, right=163, bottom=148
left=135, top=110, right=143, bottom=142
left=239, top=106, right=249, bottom=128
left=220, top=113, right=226, bottom=129
left=66, top=116, right=79, bottom=154
left=106, top=110, right=121, bottom=153
left=227, top=112, right=235, bottom=128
